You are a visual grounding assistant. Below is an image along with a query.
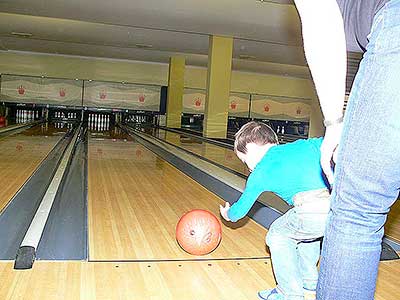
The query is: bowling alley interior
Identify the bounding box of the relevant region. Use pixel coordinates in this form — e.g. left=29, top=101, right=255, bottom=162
left=0, top=1, right=399, bottom=300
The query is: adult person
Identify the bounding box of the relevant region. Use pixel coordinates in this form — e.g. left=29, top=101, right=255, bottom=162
left=293, top=1, right=400, bottom=299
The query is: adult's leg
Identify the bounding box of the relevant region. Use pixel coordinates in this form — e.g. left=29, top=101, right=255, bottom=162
left=317, top=2, right=400, bottom=300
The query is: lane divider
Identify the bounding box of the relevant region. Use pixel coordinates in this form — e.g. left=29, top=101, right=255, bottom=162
left=14, top=123, right=82, bottom=270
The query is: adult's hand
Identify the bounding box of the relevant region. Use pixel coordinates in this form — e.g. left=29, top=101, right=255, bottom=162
left=321, top=122, right=343, bottom=184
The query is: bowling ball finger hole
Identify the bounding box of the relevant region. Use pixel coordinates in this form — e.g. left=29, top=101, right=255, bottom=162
left=204, top=232, right=212, bottom=243
left=190, top=230, right=195, bottom=236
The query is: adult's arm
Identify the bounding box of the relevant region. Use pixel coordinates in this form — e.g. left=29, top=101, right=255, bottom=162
left=294, top=0, right=347, bottom=183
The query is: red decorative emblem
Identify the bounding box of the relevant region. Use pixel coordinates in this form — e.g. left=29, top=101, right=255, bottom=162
left=230, top=101, right=237, bottom=110
left=195, top=98, right=202, bottom=107
left=59, top=88, right=66, bottom=97
left=135, top=149, right=142, bottom=157
left=264, top=104, right=270, bottom=112
left=296, top=107, right=302, bottom=115
left=138, top=94, right=145, bottom=103
left=99, top=91, right=107, bottom=100
left=18, top=85, right=25, bottom=95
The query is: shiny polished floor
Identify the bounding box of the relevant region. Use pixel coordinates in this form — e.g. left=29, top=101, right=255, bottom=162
left=0, top=122, right=399, bottom=300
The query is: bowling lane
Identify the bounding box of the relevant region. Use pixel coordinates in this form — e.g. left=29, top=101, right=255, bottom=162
left=0, top=259, right=277, bottom=300
left=385, top=196, right=400, bottom=243
left=1, top=259, right=400, bottom=300
left=0, top=123, right=67, bottom=212
left=88, top=132, right=267, bottom=261
left=141, top=127, right=249, bottom=176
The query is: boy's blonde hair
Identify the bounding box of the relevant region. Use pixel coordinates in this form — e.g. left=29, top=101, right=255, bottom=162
left=234, top=121, right=278, bottom=154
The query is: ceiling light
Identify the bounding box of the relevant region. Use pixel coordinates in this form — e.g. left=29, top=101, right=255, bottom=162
left=11, top=32, right=33, bottom=38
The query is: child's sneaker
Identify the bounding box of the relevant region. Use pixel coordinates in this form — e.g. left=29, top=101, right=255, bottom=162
left=257, top=288, right=285, bottom=300
left=303, top=288, right=316, bottom=300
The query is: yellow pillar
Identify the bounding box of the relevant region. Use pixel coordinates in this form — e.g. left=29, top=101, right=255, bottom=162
left=166, top=56, right=185, bottom=128
left=203, top=35, right=233, bottom=138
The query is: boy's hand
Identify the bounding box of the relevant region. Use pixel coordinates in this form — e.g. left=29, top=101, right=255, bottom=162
left=220, top=202, right=231, bottom=222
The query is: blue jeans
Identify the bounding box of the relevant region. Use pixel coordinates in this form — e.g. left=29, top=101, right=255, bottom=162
left=266, top=189, right=330, bottom=300
left=317, top=1, right=400, bottom=300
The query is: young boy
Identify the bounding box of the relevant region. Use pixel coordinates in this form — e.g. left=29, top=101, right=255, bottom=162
left=220, top=121, right=330, bottom=300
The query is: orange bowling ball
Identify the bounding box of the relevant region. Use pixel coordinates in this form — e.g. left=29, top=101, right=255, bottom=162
left=176, top=209, right=222, bottom=255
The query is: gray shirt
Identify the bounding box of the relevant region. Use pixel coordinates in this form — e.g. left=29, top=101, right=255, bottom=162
left=336, top=0, right=389, bottom=52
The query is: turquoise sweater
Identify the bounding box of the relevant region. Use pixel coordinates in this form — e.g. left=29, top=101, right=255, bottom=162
left=228, top=138, right=329, bottom=222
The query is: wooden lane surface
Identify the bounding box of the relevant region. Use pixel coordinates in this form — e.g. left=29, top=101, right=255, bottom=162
left=88, top=137, right=267, bottom=260
left=152, top=128, right=249, bottom=176
left=0, top=124, right=64, bottom=213
left=0, top=259, right=274, bottom=300
left=1, top=259, right=400, bottom=300
left=385, top=196, right=400, bottom=243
